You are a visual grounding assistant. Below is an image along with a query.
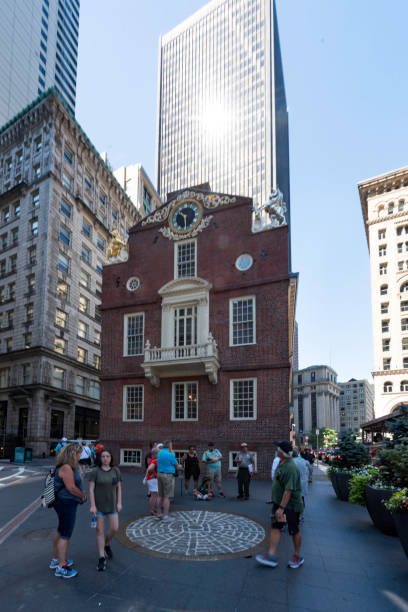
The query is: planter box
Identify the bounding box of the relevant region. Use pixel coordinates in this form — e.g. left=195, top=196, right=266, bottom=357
left=365, top=484, right=397, bottom=536
left=330, top=472, right=352, bottom=501
left=393, top=512, right=408, bottom=559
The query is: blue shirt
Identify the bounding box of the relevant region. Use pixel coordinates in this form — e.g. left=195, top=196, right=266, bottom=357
left=202, top=449, right=222, bottom=471
left=54, top=467, right=83, bottom=503
left=157, top=449, right=177, bottom=474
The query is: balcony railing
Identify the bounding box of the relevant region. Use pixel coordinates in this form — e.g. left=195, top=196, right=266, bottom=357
left=142, top=336, right=220, bottom=387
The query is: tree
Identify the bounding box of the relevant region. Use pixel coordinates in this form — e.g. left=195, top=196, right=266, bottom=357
left=308, top=427, right=337, bottom=449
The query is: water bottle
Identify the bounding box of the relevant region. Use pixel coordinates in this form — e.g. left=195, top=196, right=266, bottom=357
left=90, top=515, right=97, bottom=528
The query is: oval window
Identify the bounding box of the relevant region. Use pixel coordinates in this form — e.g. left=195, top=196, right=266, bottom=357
left=235, top=254, right=253, bottom=272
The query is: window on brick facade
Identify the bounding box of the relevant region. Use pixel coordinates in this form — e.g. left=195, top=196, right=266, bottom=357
left=123, top=313, right=144, bottom=356
left=172, top=382, right=198, bottom=421
left=230, top=296, right=255, bottom=345
left=120, top=449, right=141, bottom=466
left=174, top=306, right=197, bottom=346
left=230, top=378, right=257, bottom=420
left=123, top=385, right=144, bottom=421
left=175, top=240, right=196, bottom=278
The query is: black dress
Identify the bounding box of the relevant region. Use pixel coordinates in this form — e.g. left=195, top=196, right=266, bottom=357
left=184, top=453, right=200, bottom=479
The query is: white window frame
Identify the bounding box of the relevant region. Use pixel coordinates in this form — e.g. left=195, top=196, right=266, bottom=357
left=229, top=296, right=256, bottom=346
left=123, top=313, right=145, bottom=356
left=174, top=239, right=197, bottom=279
left=229, top=378, right=257, bottom=421
left=228, top=451, right=258, bottom=473
left=120, top=448, right=142, bottom=466
left=173, top=449, right=189, bottom=464
left=171, top=381, right=198, bottom=421
left=122, top=384, right=144, bottom=422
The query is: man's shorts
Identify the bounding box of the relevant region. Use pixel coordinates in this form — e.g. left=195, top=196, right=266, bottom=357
left=147, top=478, right=158, bottom=493
left=158, top=472, right=175, bottom=498
left=185, top=469, right=200, bottom=481
left=271, top=503, right=301, bottom=536
left=206, top=469, right=222, bottom=484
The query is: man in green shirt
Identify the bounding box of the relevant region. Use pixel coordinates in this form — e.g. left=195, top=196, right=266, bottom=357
left=256, top=440, right=304, bottom=569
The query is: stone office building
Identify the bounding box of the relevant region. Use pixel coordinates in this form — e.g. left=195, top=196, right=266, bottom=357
left=100, top=185, right=297, bottom=477
left=292, top=365, right=340, bottom=442
left=0, top=89, right=140, bottom=456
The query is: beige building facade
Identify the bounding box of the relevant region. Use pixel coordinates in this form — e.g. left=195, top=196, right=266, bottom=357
left=338, top=378, right=374, bottom=434
left=359, top=167, right=408, bottom=418
left=113, top=164, right=161, bottom=217
left=292, top=365, right=340, bottom=442
left=0, top=89, right=140, bottom=456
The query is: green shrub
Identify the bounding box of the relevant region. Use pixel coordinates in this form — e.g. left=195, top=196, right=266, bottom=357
left=332, top=432, right=369, bottom=469
left=348, top=474, right=370, bottom=506
left=376, top=444, right=408, bottom=488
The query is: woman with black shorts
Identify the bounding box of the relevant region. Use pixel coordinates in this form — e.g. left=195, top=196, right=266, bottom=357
left=182, top=445, right=200, bottom=492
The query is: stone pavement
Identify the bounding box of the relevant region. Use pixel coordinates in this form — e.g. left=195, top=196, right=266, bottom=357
left=0, top=463, right=407, bottom=612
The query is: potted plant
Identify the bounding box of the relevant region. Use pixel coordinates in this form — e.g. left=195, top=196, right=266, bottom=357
left=348, top=467, right=379, bottom=506
left=366, top=407, right=408, bottom=536
left=384, top=488, right=408, bottom=558
left=328, top=433, right=369, bottom=501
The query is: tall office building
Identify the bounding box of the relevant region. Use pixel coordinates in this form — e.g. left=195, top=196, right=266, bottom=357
left=338, top=379, right=374, bottom=434
left=0, top=0, right=79, bottom=125
left=113, top=164, right=161, bottom=218
left=359, top=166, right=408, bottom=418
left=156, top=0, right=290, bottom=243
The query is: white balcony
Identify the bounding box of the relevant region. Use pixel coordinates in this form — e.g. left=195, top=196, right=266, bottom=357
left=142, top=336, right=220, bottom=388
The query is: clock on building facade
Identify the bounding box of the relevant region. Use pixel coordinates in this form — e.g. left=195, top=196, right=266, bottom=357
left=169, top=200, right=203, bottom=235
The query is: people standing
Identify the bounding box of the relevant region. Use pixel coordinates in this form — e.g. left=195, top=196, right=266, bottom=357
left=292, top=448, right=309, bottom=513
left=145, top=447, right=159, bottom=515
left=156, top=441, right=180, bottom=521
left=55, top=437, right=67, bottom=454
left=301, top=448, right=315, bottom=483
left=50, top=443, right=87, bottom=578
left=182, top=445, right=200, bottom=493
left=256, top=440, right=304, bottom=569
left=235, top=443, right=255, bottom=499
left=202, top=442, right=225, bottom=497
left=145, top=441, right=157, bottom=469
left=78, top=441, right=92, bottom=477
left=88, top=449, right=122, bottom=571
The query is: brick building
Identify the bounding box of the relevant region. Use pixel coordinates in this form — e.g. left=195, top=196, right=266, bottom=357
left=100, top=186, right=297, bottom=477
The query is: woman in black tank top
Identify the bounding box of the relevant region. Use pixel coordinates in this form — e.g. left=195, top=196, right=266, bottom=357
left=182, top=445, right=200, bottom=492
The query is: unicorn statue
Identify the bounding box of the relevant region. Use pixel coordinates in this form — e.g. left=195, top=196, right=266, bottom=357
left=253, top=188, right=287, bottom=231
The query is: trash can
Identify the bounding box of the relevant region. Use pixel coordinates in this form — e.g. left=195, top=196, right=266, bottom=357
left=24, top=448, right=32, bottom=462
left=14, top=447, right=25, bottom=463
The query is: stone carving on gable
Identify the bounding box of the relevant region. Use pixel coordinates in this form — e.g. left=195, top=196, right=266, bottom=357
left=159, top=215, right=213, bottom=241
left=142, top=190, right=236, bottom=228
left=253, top=188, right=287, bottom=232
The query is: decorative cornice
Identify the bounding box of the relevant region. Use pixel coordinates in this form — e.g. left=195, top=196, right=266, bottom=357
left=141, top=189, right=236, bottom=228
left=366, top=210, right=408, bottom=228
left=158, top=215, right=213, bottom=241
left=373, top=368, right=408, bottom=377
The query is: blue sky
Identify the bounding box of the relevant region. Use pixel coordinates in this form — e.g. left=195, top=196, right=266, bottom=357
left=76, top=0, right=408, bottom=382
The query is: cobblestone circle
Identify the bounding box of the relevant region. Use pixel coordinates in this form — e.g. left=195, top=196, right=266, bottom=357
left=121, top=510, right=266, bottom=560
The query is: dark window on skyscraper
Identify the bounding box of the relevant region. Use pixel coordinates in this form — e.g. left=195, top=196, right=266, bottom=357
left=311, top=392, right=317, bottom=428
left=298, top=395, right=304, bottom=432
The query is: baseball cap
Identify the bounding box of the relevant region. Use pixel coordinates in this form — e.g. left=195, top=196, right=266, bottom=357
left=241, top=442, right=248, bottom=447
left=62, top=437, right=67, bottom=442
left=273, top=440, right=292, bottom=454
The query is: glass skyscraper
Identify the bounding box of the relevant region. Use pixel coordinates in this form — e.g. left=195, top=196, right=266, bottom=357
left=0, top=0, right=79, bottom=125
left=156, top=0, right=290, bottom=224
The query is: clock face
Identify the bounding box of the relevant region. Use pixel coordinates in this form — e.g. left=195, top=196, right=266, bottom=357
left=169, top=200, right=202, bottom=234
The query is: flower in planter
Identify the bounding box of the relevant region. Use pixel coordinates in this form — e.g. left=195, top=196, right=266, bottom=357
left=384, top=488, right=408, bottom=513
